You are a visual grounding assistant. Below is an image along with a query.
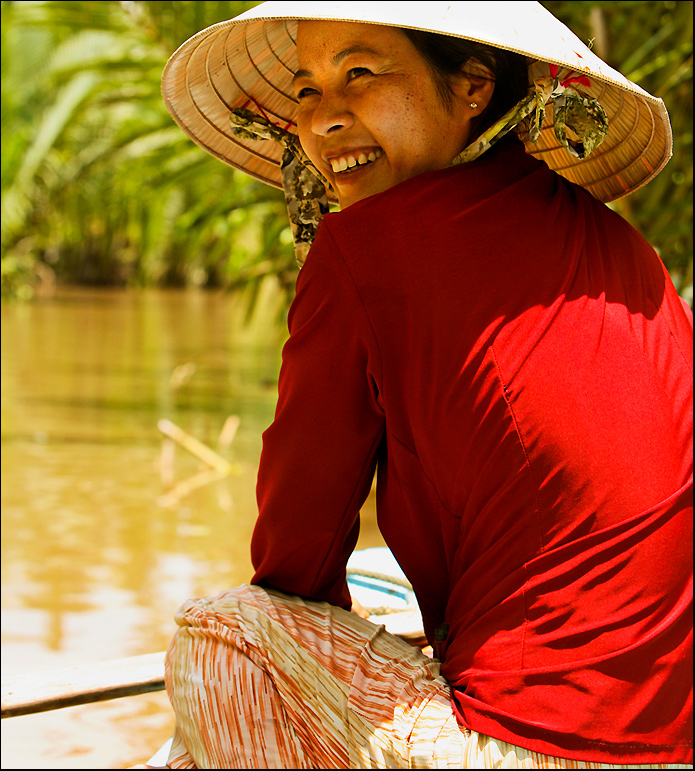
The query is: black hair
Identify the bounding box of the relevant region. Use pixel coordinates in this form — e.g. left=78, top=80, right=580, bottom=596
left=402, top=28, right=529, bottom=141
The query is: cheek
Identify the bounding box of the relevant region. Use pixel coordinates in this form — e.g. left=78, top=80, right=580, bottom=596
left=367, top=97, right=418, bottom=151
left=382, top=100, right=444, bottom=168
left=375, top=81, right=444, bottom=150
left=296, top=121, right=320, bottom=164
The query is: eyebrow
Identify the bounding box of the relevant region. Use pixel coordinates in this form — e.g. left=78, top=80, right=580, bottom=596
left=292, top=45, right=381, bottom=85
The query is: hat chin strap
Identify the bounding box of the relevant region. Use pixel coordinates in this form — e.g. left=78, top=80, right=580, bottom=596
left=229, top=65, right=607, bottom=268
left=229, top=108, right=331, bottom=268
left=451, top=65, right=608, bottom=167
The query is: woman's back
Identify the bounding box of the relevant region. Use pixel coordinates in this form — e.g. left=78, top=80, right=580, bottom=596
left=298, top=136, right=693, bottom=756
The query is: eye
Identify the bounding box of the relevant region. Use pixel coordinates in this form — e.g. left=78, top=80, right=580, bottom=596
left=347, top=67, right=372, bottom=81
left=296, top=86, right=319, bottom=99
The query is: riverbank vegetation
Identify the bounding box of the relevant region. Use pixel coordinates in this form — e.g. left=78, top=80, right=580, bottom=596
left=1, top=1, right=692, bottom=305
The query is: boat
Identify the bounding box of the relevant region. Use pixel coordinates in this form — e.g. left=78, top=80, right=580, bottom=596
left=346, top=546, right=425, bottom=643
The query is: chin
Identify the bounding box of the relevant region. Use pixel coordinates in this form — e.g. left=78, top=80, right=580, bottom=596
left=338, top=186, right=384, bottom=210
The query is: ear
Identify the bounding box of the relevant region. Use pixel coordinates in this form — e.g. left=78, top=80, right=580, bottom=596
left=450, top=58, right=496, bottom=113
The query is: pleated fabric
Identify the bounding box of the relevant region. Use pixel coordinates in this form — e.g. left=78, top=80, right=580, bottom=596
left=164, top=585, right=689, bottom=769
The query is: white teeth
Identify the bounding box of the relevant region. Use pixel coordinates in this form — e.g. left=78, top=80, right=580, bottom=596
left=330, top=149, right=383, bottom=173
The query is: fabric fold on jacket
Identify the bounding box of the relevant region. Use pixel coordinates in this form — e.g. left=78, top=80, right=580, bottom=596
left=251, top=137, right=693, bottom=764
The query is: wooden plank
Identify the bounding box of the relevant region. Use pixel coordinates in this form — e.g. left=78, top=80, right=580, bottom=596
left=1, top=651, right=166, bottom=719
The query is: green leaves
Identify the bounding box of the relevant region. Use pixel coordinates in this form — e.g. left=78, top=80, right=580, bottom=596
left=542, top=1, right=693, bottom=305
left=1, top=0, right=288, bottom=298
left=1, top=1, right=691, bottom=307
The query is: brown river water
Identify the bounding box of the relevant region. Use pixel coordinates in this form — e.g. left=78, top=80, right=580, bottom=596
left=1, top=284, right=383, bottom=769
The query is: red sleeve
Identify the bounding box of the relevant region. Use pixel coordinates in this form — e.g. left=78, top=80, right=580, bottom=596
left=250, top=223, right=385, bottom=609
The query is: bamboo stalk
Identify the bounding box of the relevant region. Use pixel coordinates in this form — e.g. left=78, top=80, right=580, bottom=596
left=1, top=651, right=166, bottom=719
left=157, top=419, right=237, bottom=474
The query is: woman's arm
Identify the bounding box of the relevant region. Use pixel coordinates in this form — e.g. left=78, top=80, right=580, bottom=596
left=251, top=225, right=385, bottom=609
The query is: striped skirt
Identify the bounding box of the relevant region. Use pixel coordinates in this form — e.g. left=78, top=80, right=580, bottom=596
left=163, top=584, right=687, bottom=769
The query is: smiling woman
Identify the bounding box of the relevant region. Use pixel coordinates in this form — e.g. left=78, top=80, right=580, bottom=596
left=291, top=22, right=494, bottom=209
left=159, top=2, right=692, bottom=769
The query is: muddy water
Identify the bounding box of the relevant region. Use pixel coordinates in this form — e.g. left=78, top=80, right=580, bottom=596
left=1, top=284, right=383, bottom=769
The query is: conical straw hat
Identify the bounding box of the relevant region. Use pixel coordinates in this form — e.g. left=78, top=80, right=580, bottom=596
left=161, top=0, right=672, bottom=204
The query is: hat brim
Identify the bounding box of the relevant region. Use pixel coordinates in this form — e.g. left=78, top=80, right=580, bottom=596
left=161, top=1, right=672, bottom=204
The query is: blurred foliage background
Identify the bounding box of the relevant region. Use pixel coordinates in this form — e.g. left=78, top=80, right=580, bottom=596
left=1, top=0, right=692, bottom=306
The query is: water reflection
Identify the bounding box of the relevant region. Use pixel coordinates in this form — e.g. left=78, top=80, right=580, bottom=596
left=1, top=284, right=384, bottom=768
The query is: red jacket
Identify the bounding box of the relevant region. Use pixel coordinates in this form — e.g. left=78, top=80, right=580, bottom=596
left=251, top=138, right=693, bottom=764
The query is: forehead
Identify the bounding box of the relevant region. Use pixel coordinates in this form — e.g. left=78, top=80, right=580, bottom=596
left=295, top=20, right=412, bottom=66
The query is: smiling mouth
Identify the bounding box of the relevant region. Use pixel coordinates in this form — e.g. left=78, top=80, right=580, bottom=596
left=330, top=148, right=383, bottom=174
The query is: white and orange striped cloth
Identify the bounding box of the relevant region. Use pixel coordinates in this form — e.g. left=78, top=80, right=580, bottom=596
left=163, top=585, right=688, bottom=769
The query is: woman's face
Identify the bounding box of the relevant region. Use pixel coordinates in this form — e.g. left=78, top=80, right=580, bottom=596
left=294, top=21, right=479, bottom=209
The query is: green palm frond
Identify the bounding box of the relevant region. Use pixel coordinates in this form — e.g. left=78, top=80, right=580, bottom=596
left=1, top=1, right=691, bottom=305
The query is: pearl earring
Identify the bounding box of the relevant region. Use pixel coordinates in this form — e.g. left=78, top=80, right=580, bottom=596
left=469, top=102, right=478, bottom=109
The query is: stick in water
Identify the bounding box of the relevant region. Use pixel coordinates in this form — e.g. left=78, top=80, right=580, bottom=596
left=157, top=419, right=238, bottom=474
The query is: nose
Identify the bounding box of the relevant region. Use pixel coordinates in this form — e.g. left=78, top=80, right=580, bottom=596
left=310, top=92, right=355, bottom=136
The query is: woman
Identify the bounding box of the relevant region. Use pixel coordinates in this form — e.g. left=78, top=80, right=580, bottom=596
left=160, top=2, right=692, bottom=768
